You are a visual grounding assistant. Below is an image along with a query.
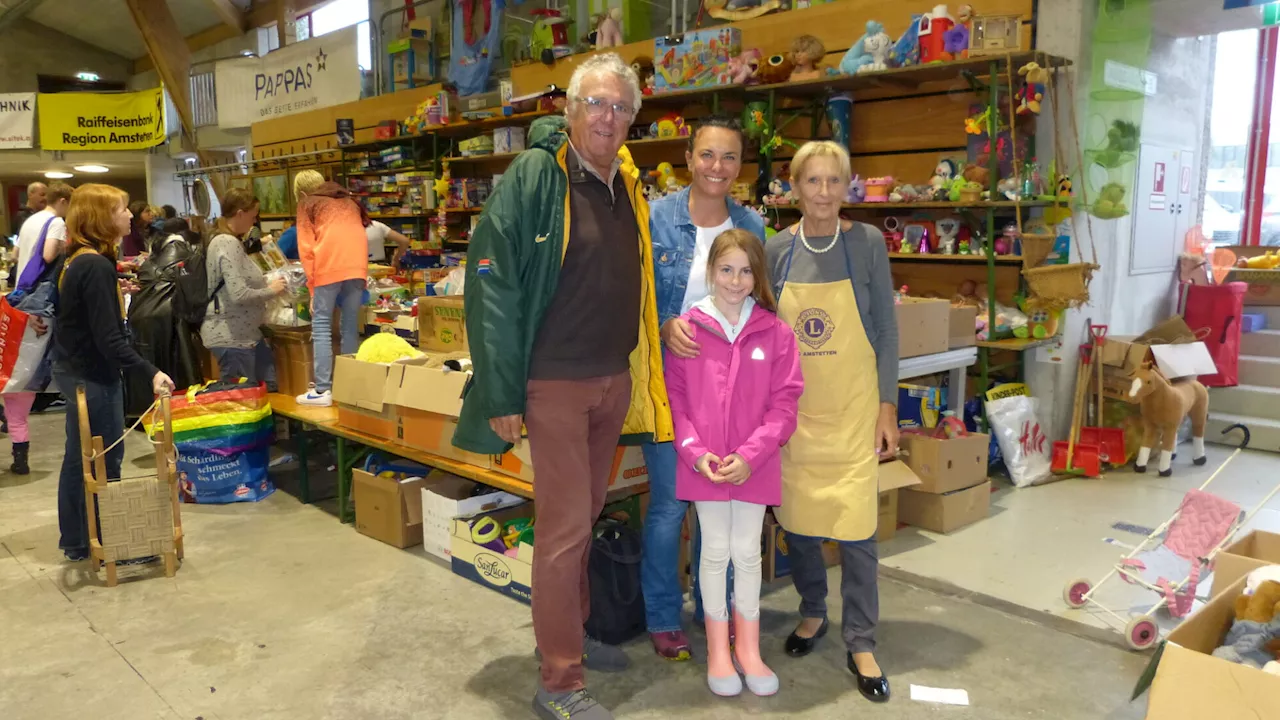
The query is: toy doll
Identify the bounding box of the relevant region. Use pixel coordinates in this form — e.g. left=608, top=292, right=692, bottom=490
left=789, top=35, right=827, bottom=82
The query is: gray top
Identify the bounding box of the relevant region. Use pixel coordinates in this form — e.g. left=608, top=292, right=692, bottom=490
left=766, top=222, right=899, bottom=404
left=200, top=233, right=275, bottom=349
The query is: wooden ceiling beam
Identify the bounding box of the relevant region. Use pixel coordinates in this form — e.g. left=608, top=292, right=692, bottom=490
left=205, top=0, right=248, bottom=33
left=132, top=0, right=299, bottom=74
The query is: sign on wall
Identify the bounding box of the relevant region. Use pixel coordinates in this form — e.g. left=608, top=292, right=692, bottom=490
left=37, top=88, right=166, bottom=151
left=215, top=26, right=361, bottom=129
left=0, top=93, right=35, bottom=149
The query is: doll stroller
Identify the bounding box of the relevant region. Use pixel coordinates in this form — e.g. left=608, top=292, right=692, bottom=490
left=1061, top=424, right=1280, bottom=650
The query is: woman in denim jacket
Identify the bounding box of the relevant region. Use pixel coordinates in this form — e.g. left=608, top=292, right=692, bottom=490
left=642, top=116, right=766, bottom=661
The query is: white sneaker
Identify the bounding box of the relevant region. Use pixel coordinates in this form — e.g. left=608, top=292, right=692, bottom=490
left=296, top=384, right=333, bottom=407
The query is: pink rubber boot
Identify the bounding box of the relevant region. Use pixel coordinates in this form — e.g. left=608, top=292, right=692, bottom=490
left=733, top=609, right=778, bottom=696
left=705, top=618, right=743, bottom=696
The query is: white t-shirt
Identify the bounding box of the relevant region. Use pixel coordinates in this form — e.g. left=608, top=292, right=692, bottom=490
left=679, top=218, right=735, bottom=314
left=366, top=221, right=392, bottom=261
left=15, top=208, right=65, bottom=280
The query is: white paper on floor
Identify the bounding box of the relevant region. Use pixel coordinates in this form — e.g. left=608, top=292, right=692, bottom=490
left=910, top=685, right=970, bottom=706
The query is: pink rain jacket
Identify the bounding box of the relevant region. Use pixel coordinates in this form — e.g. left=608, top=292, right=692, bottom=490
left=666, top=304, right=804, bottom=506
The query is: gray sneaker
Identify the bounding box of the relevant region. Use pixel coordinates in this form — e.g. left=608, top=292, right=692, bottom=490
left=532, top=687, right=614, bottom=720
left=534, top=634, right=631, bottom=673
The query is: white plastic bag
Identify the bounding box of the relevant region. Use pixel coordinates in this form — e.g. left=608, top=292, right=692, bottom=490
left=985, top=394, right=1053, bottom=488
left=433, top=267, right=466, bottom=296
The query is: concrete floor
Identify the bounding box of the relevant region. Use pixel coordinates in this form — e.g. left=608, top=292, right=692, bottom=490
left=1, top=411, right=1155, bottom=720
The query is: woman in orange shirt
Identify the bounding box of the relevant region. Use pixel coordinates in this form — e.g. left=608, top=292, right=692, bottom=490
left=295, top=182, right=369, bottom=406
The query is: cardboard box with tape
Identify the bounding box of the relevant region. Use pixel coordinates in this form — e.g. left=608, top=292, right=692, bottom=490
left=418, top=296, right=468, bottom=353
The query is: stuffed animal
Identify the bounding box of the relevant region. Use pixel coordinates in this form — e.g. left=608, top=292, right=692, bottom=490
left=1249, top=566, right=1280, bottom=594
left=727, top=48, right=763, bottom=84
left=756, top=53, right=794, bottom=84
left=1127, top=363, right=1209, bottom=477
left=840, top=20, right=885, bottom=74
left=1212, top=580, right=1280, bottom=673
left=1016, top=61, right=1050, bottom=115
left=929, top=159, right=959, bottom=199
left=963, top=165, right=990, bottom=187
left=847, top=175, right=867, bottom=203
left=594, top=8, right=623, bottom=48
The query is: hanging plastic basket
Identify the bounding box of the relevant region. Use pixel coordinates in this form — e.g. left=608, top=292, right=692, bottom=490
left=1020, top=233, right=1057, bottom=269
left=1023, top=263, right=1098, bottom=309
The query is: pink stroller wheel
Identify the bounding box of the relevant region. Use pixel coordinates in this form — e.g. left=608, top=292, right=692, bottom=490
left=1125, top=616, right=1159, bottom=650
left=1063, top=578, right=1091, bottom=609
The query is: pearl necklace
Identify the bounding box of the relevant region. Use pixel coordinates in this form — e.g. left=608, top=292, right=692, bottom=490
left=799, top=220, right=839, bottom=254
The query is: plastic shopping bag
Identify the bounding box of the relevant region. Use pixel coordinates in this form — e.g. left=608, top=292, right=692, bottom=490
left=175, top=446, right=273, bottom=504
left=985, top=392, right=1053, bottom=488
left=0, top=298, right=33, bottom=391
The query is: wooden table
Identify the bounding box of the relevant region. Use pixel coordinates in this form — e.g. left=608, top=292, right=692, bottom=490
left=268, top=394, right=645, bottom=523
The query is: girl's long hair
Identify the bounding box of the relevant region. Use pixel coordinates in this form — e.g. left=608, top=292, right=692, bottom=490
left=706, top=228, right=777, bottom=312
left=67, top=183, right=129, bottom=261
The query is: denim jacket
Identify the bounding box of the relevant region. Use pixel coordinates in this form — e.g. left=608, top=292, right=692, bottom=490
left=648, top=186, right=767, bottom=328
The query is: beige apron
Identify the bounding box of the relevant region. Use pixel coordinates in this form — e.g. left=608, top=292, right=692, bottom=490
left=774, top=231, right=880, bottom=542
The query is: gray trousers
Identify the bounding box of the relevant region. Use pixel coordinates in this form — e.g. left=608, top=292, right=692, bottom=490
left=787, top=534, right=879, bottom=654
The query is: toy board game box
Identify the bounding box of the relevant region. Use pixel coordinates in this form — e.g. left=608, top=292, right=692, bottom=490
left=653, top=29, right=742, bottom=93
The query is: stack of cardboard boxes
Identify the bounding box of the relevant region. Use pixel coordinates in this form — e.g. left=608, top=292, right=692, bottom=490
left=896, top=431, right=992, bottom=533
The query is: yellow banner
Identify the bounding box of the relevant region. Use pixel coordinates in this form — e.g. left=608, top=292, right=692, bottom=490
left=37, top=88, right=166, bottom=151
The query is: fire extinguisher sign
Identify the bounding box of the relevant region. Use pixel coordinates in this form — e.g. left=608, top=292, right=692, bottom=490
left=1153, top=162, right=1166, bottom=193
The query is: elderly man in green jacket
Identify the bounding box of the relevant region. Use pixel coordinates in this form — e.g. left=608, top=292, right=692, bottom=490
left=453, top=53, right=672, bottom=720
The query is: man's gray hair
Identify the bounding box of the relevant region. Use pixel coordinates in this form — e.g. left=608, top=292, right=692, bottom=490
left=566, top=53, right=643, bottom=114
left=26, top=181, right=46, bottom=194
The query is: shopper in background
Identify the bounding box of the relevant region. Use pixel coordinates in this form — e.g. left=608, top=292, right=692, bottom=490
left=665, top=229, right=802, bottom=697
left=127, top=217, right=203, bottom=415
left=5, top=182, right=71, bottom=474
left=201, top=189, right=287, bottom=388
left=54, top=183, right=174, bottom=562
left=365, top=220, right=411, bottom=268
left=9, top=181, right=47, bottom=240
left=276, top=170, right=326, bottom=263
left=161, top=204, right=178, bottom=220
left=122, top=200, right=153, bottom=257
left=764, top=140, right=899, bottom=704
left=454, top=53, right=671, bottom=720
left=641, top=116, right=765, bottom=661
left=295, top=180, right=369, bottom=407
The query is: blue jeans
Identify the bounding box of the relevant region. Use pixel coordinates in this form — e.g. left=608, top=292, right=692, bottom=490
left=640, top=441, right=733, bottom=631
left=311, top=279, right=364, bottom=392
left=54, top=365, right=125, bottom=553
left=212, top=339, right=276, bottom=391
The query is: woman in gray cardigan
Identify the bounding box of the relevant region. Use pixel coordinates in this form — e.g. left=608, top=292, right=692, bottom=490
left=764, top=141, right=899, bottom=704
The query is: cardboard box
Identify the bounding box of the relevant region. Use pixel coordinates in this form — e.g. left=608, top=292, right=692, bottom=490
left=876, top=488, right=900, bottom=542
left=898, top=432, right=990, bottom=494
left=652, top=28, right=742, bottom=93
left=398, top=409, right=490, bottom=468
left=898, top=480, right=991, bottom=534
left=948, top=305, right=977, bottom=349
left=332, top=355, right=426, bottom=440
left=1142, top=575, right=1280, bottom=718
left=1211, top=530, right=1280, bottom=598
left=896, top=297, right=951, bottom=358
left=263, top=326, right=322, bottom=397
left=450, top=503, right=535, bottom=603
left=420, top=470, right=526, bottom=560
left=352, top=469, right=428, bottom=548
left=418, top=296, right=468, bottom=353
left=492, top=443, right=649, bottom=490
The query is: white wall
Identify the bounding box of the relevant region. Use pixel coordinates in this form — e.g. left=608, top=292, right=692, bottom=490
left=144, top=153, right=187, bottom=214
left=1027, top=3, right=1214, bottom=440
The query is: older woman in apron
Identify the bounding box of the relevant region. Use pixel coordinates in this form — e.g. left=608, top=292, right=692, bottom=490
left=765, top=141, right=900, bottom=703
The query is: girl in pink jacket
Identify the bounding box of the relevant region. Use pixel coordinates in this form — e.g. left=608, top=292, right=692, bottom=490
left=665, top=228, right=804, bottom=698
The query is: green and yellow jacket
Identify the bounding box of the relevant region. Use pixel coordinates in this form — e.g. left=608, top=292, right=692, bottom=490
left=452, top=116, right=673, bottom=454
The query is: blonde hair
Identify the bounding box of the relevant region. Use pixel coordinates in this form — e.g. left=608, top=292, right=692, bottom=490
left=790, top=140, right=852, bottom=189
left=215, top=188, right=259, bottom=237
left=706, top=228, right=776, bottom=312
left=66, top=183, right=130, bottom=260
left=293, top=169, right=326, bottom=200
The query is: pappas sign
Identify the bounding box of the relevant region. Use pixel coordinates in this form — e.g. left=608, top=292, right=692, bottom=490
left=215, top=26, right=360, bottom=129
left=255, top=59, right=318, bottom=101
left=37, top=88, right=166, bottom=151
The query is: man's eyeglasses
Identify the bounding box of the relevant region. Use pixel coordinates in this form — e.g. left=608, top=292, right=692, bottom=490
left=580, top=96, right=635, bottom=118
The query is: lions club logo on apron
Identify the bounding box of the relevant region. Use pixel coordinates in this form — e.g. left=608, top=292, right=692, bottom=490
left=794, top=308, right=835, bottom=349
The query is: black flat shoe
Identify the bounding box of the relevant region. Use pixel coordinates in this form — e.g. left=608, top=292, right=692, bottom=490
left=847, top=652, right=890, bottom=703
left=785, top=617, right=828, bottom=657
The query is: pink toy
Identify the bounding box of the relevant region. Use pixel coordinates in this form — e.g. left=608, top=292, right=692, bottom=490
left=595, top=8, right=623, bottom=48
left=864, top=176, right=894, bottom=203
left=727, top=48, right=764, bottom=84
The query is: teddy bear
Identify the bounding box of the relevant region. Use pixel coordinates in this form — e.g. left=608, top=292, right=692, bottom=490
left=1016, top=61, right=1050, bottom=115
left=1212, top=579, right=1280, bottom=673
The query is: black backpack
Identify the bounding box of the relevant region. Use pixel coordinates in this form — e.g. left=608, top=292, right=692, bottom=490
left=172, top=249, right=224, bottom=326
left=584, top=521, right=646, bottom=645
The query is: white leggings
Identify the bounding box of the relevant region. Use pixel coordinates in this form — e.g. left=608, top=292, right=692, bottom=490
left=695, top=500, right=767, bottom=622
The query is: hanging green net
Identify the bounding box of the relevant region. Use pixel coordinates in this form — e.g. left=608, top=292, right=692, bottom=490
left=1084, top=0, right=1152, bottom=219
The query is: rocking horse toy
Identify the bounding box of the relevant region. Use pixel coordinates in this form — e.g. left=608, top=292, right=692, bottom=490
left=1126, top=362, right=1209, bottom=477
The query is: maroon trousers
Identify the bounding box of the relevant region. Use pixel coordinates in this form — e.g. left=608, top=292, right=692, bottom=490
left=525, top=371, right=632, bottom=693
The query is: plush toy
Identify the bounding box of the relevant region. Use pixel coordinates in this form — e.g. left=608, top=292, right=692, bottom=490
left=963, top=164, right=990, bottom=187
left=594, top=8, right=623, bottom=48
left=1238, top=251, right=1280, bottom=269
left=1250, top=566, right=1280, bottom=595
left=727, top=48, right=763, bottom=84
left=1092, top=182, right=1129, bottom=219
left=789, top=34, right=827, bottom=81
left=928, top=158, right=958, bottom=199
left=1016, top=61, right=1050, bottom=115
left=1127, top=363, right=1209, bottom=476
left=936, top=217, right=960, bottom=254
left=1212, top=580, right=1280, bottom=673
left=756, top=53, right=794, bottom=84
left=840, top=21, right=884, bottom=74
left=847, top=175, right=867, bottom=203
